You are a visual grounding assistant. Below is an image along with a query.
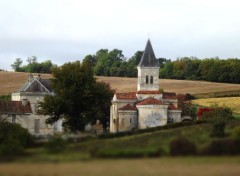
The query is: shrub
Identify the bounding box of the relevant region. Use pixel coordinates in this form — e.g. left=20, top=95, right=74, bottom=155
left=45, top=136, right=66, bottom=153
left=201, top=107, right=233, bottom=138
left=0, top=122, right=33, bottom=156
left=211, top=121, right=226, bottom=137
left=201, top=139, right=240, bottom=155
left=231, top=125, right=240, bottom=140
left=170, top=137, right=196, bottom=156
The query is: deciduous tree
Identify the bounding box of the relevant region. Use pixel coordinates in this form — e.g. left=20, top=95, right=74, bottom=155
left=39, top=61, right=114, bottom=132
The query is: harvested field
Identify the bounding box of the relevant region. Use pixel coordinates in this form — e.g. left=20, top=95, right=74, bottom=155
left=192, top=97, right=240, bottom=114
left=0, top=157, right=240, bottom=176
left=1, top=71, right=240, bottom=96
left=0, top=71, right=52, bottom=95
left=97, top=76, right=240, bottom=95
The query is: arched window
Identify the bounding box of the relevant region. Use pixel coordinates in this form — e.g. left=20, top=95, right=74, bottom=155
left=150, top=76, right=153, bottom=84
left=146, top=75, right=149, bottom=84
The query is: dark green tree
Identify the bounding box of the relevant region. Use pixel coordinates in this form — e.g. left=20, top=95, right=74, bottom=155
left=39, top=61, right=114, bottom=132
left=11, top=58, right=23, bottom=72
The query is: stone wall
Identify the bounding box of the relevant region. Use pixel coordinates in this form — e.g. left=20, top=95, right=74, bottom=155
left=168, top=110, right=182, bottom=123
left=118, top=110, right=137, bottom=132
left=137, top=104, right=168, bottom=129
left=137, top=67, right=159, bottom=91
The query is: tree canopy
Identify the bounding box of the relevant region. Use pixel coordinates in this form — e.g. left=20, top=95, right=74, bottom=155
left=39, top=61, right=114, bottom=132
left=11, top=56, right=55, bottom=73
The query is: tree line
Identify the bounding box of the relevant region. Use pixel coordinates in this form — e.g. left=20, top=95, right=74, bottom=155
left=11, top=51, right=240, bottom=84
left=84, top=50, right=240, bottom=84
left=11, top=56, right=55, bottom=73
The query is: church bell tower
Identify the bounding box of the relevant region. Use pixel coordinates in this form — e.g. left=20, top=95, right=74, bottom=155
left=137, top=40, right=160, bottom=91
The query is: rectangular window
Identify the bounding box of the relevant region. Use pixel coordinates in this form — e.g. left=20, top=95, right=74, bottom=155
left=146, top=75, right=149, bottom=84
left=150, top=76, right=153, bottom=84
left=34, top=119, right=40, bottom=134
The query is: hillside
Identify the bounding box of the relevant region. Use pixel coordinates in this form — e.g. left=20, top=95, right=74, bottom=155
left=1, top=71, right=240, bottom=96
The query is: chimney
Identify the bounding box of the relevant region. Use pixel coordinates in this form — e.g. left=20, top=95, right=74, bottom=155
left=21, top=99, right=28, bottom=106
left=28, top=74, right=33, bottom=83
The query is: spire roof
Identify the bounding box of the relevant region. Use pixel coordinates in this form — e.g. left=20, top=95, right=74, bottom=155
left=138, top=39, right=159, bottom=67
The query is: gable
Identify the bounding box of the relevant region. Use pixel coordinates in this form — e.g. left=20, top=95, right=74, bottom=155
left=18, top=78, right=52, bottom=93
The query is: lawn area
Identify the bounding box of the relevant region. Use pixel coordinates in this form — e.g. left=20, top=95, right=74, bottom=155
left=0, top=157, right=240, bottom=176
left=192, top=97, right=240, bottom=114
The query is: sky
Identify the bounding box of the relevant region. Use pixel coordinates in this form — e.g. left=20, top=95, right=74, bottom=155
left=0, top=0, right=240, bottom=70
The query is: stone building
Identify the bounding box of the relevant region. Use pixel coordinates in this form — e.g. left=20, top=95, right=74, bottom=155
left=0, top=75, right=62, bottom=135
left=110, top=40, right=182, bottom=133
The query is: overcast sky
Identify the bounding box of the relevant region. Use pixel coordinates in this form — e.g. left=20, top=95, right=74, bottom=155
left=1, top=0, right=240, bottom=70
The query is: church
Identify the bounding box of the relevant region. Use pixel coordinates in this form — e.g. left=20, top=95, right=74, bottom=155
left=110, top=40, right=182, bottom=133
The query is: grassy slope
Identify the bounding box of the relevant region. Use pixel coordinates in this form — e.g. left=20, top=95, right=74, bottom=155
left=1, top=71, right=240, bottom=96
left=15, top=120, right=240, bottom=163
left=1, top=121, right=240, bottom=176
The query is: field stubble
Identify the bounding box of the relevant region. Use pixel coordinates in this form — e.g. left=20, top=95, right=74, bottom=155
left=0, top=157, right=240, bottom=176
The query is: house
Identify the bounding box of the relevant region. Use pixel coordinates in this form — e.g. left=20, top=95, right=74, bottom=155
left=0, top=74, right=62, bottom=135
left=110, top=40, right=182, bottom=133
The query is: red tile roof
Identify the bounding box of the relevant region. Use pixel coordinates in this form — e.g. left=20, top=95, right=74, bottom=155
left=116, top=92, right=137, bottom=99
left=137, top=90, right=161, bottom=94
left=0, top=101, right=32, bottom=114
left=118, top=104, right=137, bottom=111
left=163, top=92, right=178, bottom=100
left=168, top=104, right=181, bottom=110
left=136, top=97, right=165, bottom=106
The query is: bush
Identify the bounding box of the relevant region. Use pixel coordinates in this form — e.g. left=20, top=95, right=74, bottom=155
left=202, top=107, right=233, bottom=138
left=231, top=125, right=240, bottom=140
left=170, top=137, right=196, bottom=156
left=45, top=136, right=66, bottom=153
left=201, top=139, right=240, bottom=155
left=0, top=122, right=33, bottom=156
left=211, top=121, right=226, bottom=137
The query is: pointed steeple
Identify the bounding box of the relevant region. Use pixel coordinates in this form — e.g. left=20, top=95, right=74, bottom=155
left=138, top=39, right=158, bottom=67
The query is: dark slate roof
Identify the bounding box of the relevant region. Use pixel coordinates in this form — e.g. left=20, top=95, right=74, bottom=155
left=0, top=101, right=32, bottom=114
left=138, top=39, right=159, bottom=67
left=17, top=77, right=53, bottom=93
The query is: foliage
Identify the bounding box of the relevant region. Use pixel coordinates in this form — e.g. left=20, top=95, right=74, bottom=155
left=211, top=121, right=226, bottom=137
left=170, top=137, right=197, bottom=156
left=45, top=136, right=66, bottom=153
left=202, top=107, right=233, bottom=138
left=0, top=122, right=33, bottom=156
left=11, top=56, right=55, bottom=73
left=201, top=138, right=240, bottom=155
left=231, top=125, right=240, bottom=140
left=160, top=57, right=240, bottom=84
left=0, top=94, right=11, bottom=101
left=39, top=61, right=114, bottom=132
left=179, top=100, right=197, bottom=120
